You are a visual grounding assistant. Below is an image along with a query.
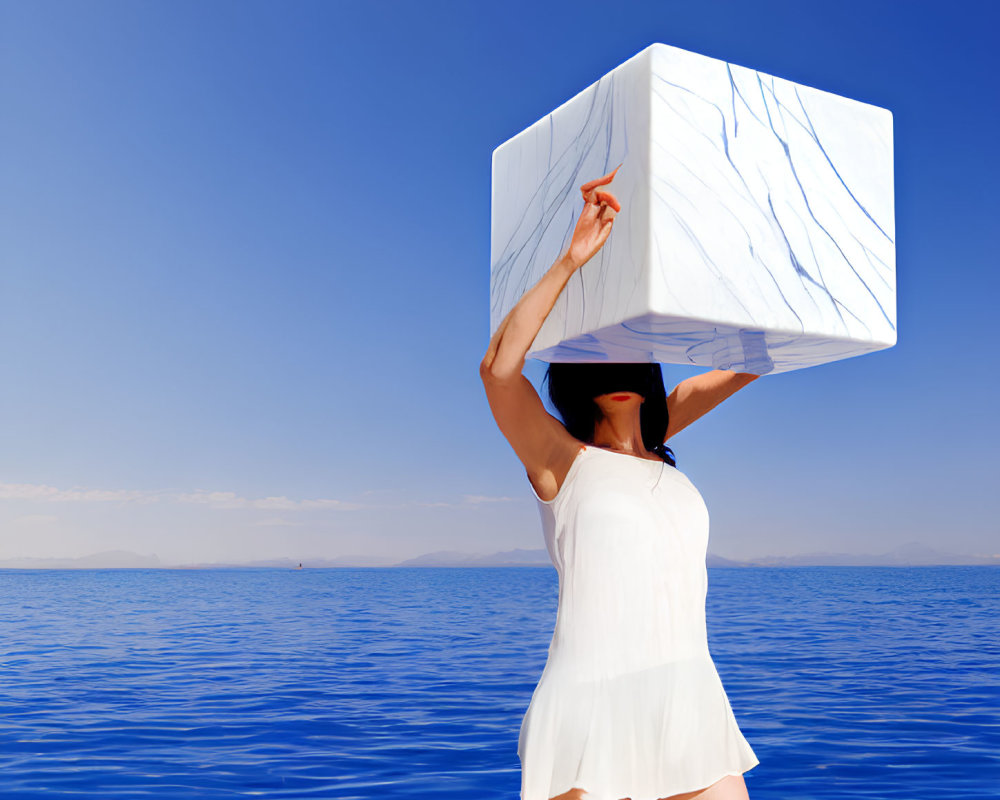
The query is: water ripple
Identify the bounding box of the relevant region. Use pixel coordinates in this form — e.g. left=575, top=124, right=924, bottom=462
left=0, top=566, right=997, bottom=798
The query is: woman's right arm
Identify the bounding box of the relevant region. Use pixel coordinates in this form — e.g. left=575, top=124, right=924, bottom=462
left=479, top=166, right=622, bottom=488
left=480, top=253, right=579, bottom=381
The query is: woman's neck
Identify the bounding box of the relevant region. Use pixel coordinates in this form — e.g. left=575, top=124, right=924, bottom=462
left=592, top=414, right=649, bottom=456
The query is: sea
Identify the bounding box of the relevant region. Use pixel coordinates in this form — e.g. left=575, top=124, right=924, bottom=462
left=0, top=566, right=997, bottom=799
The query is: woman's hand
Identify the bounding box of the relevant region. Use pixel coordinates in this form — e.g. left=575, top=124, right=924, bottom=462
left=563, top=164, right=622, bottom=270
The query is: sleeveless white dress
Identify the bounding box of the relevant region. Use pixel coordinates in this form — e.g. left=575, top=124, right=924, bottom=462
left=518, top=444, right=759, bottom=800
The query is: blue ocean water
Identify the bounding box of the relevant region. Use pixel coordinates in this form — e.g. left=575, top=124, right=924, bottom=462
left=0, top=566, right=997, bottom=799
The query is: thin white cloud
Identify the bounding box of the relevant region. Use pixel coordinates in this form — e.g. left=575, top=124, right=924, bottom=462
left=174, top=490, right=362, bottom=511
left=251, top=517, right=304, bottom=527
left=0, top=482, right=362, bottom=511
left=0, top=482, right=516, bottom=513
left=462, top=495, right=518, bottom=504
left=0, top=483, right=159, bottom=504
left=414, top=495, right=520, bottom=508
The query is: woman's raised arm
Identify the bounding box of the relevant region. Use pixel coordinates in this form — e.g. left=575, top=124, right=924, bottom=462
left=479, top=166, right=622, bottom=493
left=664, top=369, right=760, bottom=441
left=480, top=165, right=621, bottom=381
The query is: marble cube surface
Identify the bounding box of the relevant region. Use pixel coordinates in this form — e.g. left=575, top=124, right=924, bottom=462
left=489, top=42, right=896, bottom=374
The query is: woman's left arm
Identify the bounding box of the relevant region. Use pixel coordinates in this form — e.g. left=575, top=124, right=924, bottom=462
left=664, top=369, right=760, bottom=441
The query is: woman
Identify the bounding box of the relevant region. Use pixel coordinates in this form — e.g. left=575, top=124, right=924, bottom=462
left=480, top=166, right=762, bottom=800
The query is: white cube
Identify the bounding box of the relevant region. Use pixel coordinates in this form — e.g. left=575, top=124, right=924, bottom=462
left=490, top=43, right=896, bottom=374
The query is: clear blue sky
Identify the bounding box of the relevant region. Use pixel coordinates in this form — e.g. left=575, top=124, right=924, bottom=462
left=1, top=0, right=997, bottom=565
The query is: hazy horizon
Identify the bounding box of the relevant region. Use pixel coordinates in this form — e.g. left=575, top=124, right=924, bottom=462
left=2, top=538, right=998, bottom=570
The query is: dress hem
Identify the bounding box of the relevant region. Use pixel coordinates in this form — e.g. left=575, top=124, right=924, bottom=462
left=538, top=757, right=760, bottom=800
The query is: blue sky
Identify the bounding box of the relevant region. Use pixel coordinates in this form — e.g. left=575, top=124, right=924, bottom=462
left=1, top=0, right=997, bottom=565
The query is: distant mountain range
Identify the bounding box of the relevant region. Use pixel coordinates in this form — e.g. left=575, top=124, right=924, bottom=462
left=1, top=541, right=997, bottom=569
left=0, top=550, right=165, bottom=569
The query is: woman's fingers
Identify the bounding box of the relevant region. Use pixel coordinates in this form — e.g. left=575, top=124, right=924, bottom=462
left=581, top=190, right=620, bottom=215
left=579, top=163, right=622, bottom=194
left=567, top=166, right=622, bottom=267
left=593, top=189, right=620, bottom=212
left=580, top=170, right=622, bottom=208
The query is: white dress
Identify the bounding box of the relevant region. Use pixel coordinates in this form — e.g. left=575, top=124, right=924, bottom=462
left=519, top=444, right=759, bottom=800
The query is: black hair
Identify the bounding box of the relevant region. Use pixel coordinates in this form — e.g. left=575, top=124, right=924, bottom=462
left=543, top=362, right=677, bottom=467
